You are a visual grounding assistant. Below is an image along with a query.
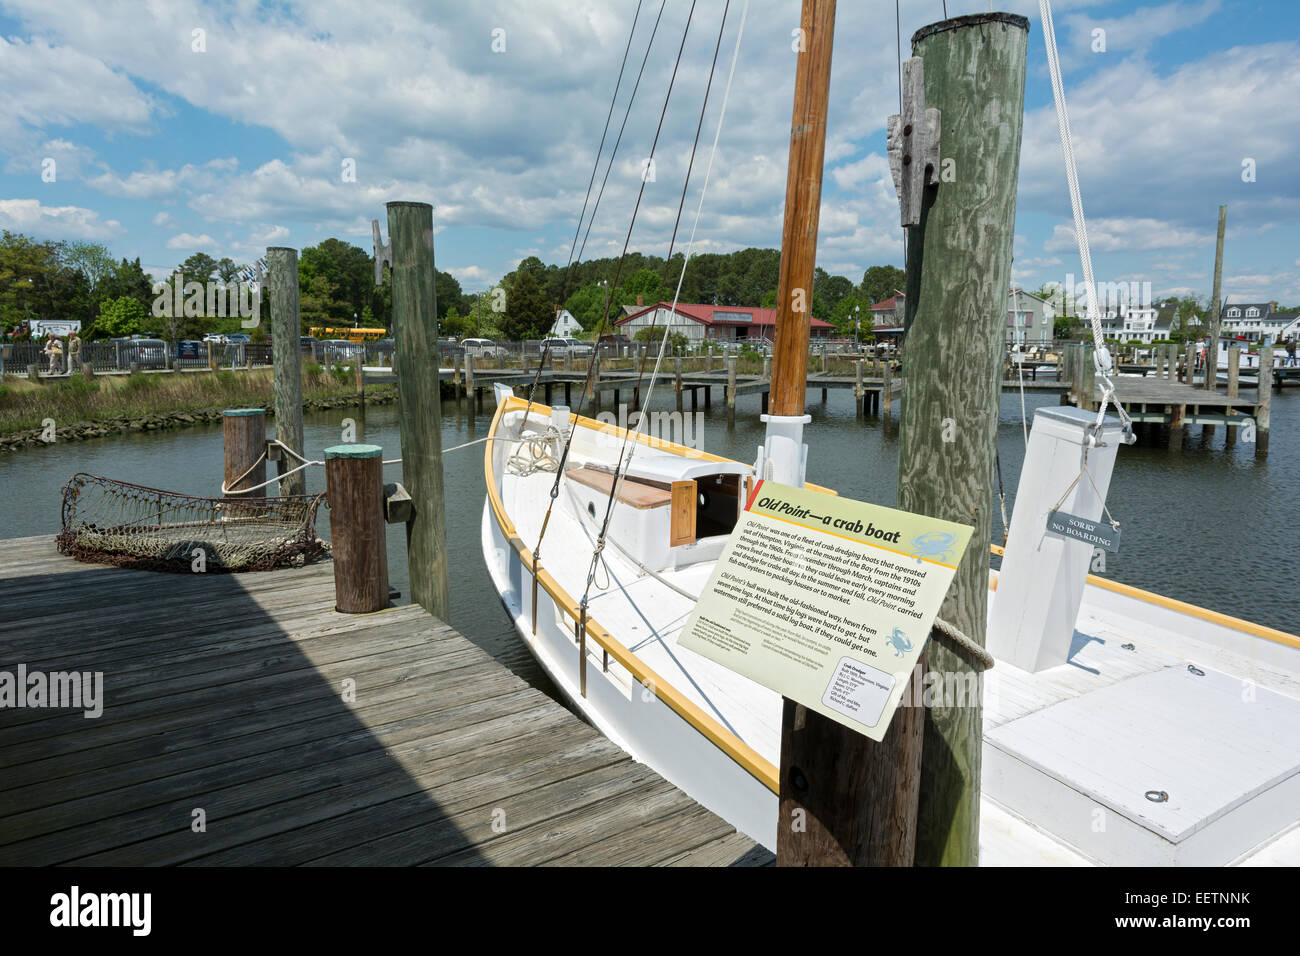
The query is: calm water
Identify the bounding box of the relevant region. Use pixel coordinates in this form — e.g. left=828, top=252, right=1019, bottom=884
left=2, top=384, right=1297, bottom=692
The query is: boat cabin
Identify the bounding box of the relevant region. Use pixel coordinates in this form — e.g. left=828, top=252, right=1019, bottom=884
left=565, top=455, right=751, bottom=571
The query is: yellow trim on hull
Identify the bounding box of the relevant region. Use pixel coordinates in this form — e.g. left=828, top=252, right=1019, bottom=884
left=486, top=395, right=1300, bottom=801
left=485, top=395, right=781, bottom=793
left=989, top=544, right=1300, bottom=650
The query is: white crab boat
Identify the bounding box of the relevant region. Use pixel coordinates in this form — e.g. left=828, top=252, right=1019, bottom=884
left=483, top=394, right=1300, bottom=865
left=480, top=0, right=1300, bottom=866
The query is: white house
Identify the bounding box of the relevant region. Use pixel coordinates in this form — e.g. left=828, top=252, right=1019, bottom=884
left=548, top=309, right=583, bottom=337
left=1006, top=289, right=1055, bottom=346
left=1220, top=301, right=1300, bottom=343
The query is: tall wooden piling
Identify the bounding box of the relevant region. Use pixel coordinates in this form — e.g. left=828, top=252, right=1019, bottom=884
left=387, top=201, right=449, bottom=620
left=1257, top=338, right=1272, bottom=457
left=854, top=359, right=864, bottom=420
left=898, top=12, right=1029, bottom=867
left=881, top=354, right=892, bottom=418
left=675, top=356, right=683, bottom=413
left=268, top=248, right=307, bottom=496
left=324, top=444, right=389, bottom=614
left=222, top=408, right=266, bottom=495
left=1205, top=205, right=1227, bottom=392
left=1226, top=345, right=1240, bottom=445
left=727, top=356, right=737, bottom=413
left=1184, top=340, right=1195, bottom=385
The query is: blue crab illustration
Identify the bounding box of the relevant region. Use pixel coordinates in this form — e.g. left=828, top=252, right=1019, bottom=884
left=885, top=627, right=913, bottom=658
left=909, top=531, right=956, bottom=564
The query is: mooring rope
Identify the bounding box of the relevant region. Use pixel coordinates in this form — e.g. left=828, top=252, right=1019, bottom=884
left=1039, top=0, right=1133, bottom=443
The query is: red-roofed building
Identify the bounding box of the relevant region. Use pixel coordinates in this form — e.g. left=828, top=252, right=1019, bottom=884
left=615, top=302, right=833, bottom=344
left=869, top=293, right=906, bottom=347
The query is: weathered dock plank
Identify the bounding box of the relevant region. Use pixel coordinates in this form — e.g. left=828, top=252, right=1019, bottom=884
left=0, top=535, right=765, bottom=866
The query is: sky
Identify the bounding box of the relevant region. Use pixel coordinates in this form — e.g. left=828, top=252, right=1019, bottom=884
left=1, top=0, right=1297, bottom=307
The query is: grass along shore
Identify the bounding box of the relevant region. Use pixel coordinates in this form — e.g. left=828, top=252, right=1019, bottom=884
left=0, top=365, right=387, bottom=440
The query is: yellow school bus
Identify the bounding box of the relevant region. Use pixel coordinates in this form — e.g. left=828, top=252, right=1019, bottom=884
left=308, top=327, right=388, bottom=343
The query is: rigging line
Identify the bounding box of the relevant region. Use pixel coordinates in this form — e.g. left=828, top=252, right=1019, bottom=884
left=532, top=0, right=695, bottom=568
left=624, top=0, right=730, bottom=420
left=562, top=0, right=699, bottom=435
left=994, top=447, right=1010, bottom=544
left=520, top=0, right=650, bottom=429
left=588, top=0, right=749, bottom=604
left=1039, top=0, right=1133, bottom=438
left=573, top=0, right=671, bottom=270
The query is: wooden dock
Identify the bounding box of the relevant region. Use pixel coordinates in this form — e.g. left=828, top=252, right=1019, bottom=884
left=0, top=535, right=771, bottom=866
left=1068, top=377, right=1259, bottom=429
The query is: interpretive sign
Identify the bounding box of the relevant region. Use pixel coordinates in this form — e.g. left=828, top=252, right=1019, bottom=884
left=1044, top=510, right=1120, bottom=553
left=678, top=480, right=973, bottom=740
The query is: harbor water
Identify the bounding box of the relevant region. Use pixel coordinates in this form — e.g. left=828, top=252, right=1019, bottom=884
left=2, top=385, right=1297, bottom=695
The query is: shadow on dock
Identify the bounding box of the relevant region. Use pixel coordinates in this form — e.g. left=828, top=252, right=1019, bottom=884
left=0, top=537, right=769, bottom=866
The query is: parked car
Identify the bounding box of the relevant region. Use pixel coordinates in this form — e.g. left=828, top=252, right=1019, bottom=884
left=226, top=333, right=251, bottom=344
left=542, top=337, right=592, bottom=358
left=300, top=336, right=318, bottom=356
left=111, top=336, right=168, bottom=370
left=461, top=337, right=507, bottom=360
left=202, top=332, right=228, bottom=344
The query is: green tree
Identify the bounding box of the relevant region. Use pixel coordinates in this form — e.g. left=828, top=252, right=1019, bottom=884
left=831, top=293, right=872, bottom=337
left=860, top=265, right=906, bottom=304
left=216, top=257, right=242, bottom=284
left=96, top=296, right=149, bottom=338
left=178, top=252, right=219, bottom=281
left=499, top=269, right=551, bottom=339
left=441, top=305, right=468, bottom=339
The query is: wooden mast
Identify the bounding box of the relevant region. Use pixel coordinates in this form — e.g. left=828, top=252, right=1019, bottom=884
left=767, top=0, right=834, bottom=420
left=773, top=0, right=925, bottom=868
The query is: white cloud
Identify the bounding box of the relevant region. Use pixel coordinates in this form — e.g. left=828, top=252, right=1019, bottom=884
left=1045, top=218, right=1208, bottom=254
left=0, top=198, right=121, bottom=238
left=165, top=232, right=218, bottom=249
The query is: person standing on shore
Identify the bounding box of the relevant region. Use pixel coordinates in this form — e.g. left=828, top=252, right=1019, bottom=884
left=41, top=334, right=63, bottom=374
left=68, top=331, right=82, bottom=373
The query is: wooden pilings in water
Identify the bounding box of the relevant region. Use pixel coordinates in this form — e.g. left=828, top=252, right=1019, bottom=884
left=1226, top=345, right=1240, bottom=445
left=1257, top=339, right=1272, bottom=457
left=222, top=408, right=266, bottom=495
left=387, top=200, right=450, bottom=620
left=268, top=247, right=306, bottom=496
left=324, top=444, right=389, bottom=614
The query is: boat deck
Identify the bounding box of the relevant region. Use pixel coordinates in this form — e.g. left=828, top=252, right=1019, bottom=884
left=0, top=535, right=771, bottom=866
left=492, top=404, right=1300, bottom=865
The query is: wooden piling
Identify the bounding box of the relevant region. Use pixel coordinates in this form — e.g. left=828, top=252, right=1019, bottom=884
left=1226, top=345, right=1240, bottom=445
left=1257, top=338, right=1272, bottom=457
left=387, top=201, right=450, bottom=620
left=855, top=359, right=864, bottom=420
left=1205, top=205, right=1227, bottom=392
left=1184, top=340, right=1195, bottom=385
left=1082, top=346, right=1097, bottom=412
left=324, top=444, right=389, bottom=614
left=898, top=11, right=1029, bottom=867
left=881, top=355, right=892, bottom=418
left=675, top=357, right=683, bottom=413
left=222, top=408, right=266, bottom=496
left=727, top=356, right=737, bottom=410
left=267, top=248, right=306, bottom=497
